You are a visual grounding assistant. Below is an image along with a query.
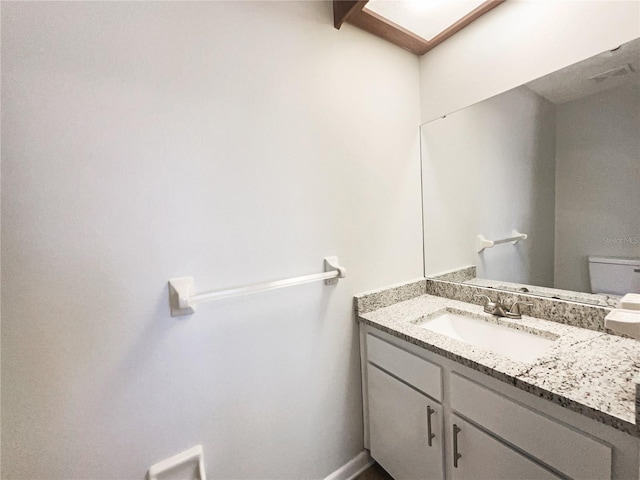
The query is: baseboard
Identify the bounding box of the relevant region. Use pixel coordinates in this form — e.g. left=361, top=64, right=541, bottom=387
left=324, top=451, right=374, bottom=480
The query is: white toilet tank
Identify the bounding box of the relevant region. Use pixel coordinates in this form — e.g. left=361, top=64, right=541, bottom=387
left=588, top=256, right=640, bottom=295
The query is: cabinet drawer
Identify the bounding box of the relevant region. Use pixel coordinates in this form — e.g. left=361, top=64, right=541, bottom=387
left=450, top=373, right=612, bottom=480
left=367, top=334, right=442, bottom=401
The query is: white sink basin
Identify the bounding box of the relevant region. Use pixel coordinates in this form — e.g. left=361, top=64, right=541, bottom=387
left=416, top=308, right=557, bottom=363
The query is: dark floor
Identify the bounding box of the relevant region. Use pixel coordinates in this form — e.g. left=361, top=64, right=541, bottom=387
left=355, top=463, right=394, bottom=480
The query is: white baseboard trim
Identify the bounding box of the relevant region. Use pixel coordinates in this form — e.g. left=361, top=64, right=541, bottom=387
left=324, top=451, right=374, bottom=480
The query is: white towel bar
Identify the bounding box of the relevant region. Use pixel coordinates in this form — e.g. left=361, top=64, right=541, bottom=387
left=477, top=230, right=527, bottom=253
left=168, top=256, right=347, bottom=316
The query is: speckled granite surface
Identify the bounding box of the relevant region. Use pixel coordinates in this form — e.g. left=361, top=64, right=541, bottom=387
left=431, top=265, right=476, bottom=283
left=424, top=279, right=614, bottom=334
left=466, top=277, right=619, bottom=307
left=354, top=278, right=426, bottom=315
left=427, top=265, right=619, bottom=307
left=356, top=293, right=640, bottom=436
left=637, top=384, right=640, bottom=430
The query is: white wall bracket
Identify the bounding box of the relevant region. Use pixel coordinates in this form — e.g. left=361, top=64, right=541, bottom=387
left=168, top=276, right=196, bottom=317
left=324, top=256, right=347, bottom=285
left=168, top=257, right=347, bottom=317
left=147, top=445, right=206, bottom=480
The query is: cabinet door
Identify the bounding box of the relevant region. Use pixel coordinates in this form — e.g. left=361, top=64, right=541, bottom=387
left=368, top=363, right=444, bottom=480
left=449, top=415, right=561, bottom=480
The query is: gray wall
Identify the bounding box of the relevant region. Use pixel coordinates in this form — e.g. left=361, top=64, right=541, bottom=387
left=422, top=86, right=557, bottom=287
left=0, top=2, right=424, bottom=478
left=554, top=83, right=640, bottom=292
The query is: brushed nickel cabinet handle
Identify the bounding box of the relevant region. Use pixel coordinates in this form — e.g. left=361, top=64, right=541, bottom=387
left=427, top=406, right=436, bottom=447
left=453, top=424, right=462, bottom=468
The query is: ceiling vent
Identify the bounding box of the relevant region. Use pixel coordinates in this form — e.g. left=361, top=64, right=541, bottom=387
left=589, top=64, right=636, bottom=83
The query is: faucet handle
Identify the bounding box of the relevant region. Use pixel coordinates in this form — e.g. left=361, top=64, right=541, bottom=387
left=474, top=294, right=496, bottom=314
left=507, top=301, right=533, bottom=319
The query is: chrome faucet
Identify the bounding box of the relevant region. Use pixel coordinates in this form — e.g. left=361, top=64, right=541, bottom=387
left=506, top=300, right=534, bottom=319
left=474, top=294, right=507, bottom=316
left=473, top=294, right=533, bottom=319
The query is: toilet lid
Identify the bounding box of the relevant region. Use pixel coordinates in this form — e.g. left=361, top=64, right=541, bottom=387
left=588, top=256, right=640, bottom=266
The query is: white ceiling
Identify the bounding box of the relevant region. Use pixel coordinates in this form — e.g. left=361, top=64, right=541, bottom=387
left=526, top=37, right=640, bottom=104
left=364, top=0, right=485, bottom=41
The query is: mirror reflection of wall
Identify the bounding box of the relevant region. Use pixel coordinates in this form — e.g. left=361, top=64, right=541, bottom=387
left=422, top=37, right=640, bottom=302
left=554, top=81, right=639, bottom=293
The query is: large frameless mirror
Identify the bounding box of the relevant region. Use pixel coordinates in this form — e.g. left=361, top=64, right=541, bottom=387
left=421, top=37, right=640, bottom=306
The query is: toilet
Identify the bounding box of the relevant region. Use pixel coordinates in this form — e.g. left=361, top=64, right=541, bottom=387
left=588, top=256, right=640, bottom=295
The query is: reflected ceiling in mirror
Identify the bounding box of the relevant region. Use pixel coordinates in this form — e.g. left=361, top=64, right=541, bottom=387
left=421, top=38, right=640, bottom=307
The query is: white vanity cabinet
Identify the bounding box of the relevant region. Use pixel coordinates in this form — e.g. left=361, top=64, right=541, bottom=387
left=361, top=327, right=639, bottom=480
left=366, top=334, right=444, bottom=479
left=368, top=364, right=444, bottom=480
left=448, top=415, right=560, bottom=480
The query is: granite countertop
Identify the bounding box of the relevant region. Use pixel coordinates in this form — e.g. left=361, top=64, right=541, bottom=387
left=357, top=293, right=640, bottom=436
left=465, top=277, right=619, bottom=308
left=431, top=265, right=619, bottom=307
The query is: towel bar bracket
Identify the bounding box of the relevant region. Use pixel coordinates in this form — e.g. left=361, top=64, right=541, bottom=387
left=324, top=256, right=347, bottom=285
left=168, top=276, right=196, bottom=317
